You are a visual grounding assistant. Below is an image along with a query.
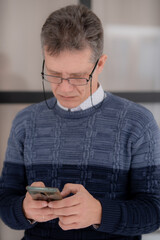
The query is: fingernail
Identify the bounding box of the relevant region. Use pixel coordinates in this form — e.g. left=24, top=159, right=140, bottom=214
left=42, top=202, right=47, bottom=207
left=48, top=202, right=54, bottom=208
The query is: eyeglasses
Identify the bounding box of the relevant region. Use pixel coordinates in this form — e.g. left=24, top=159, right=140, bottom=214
left=41, top=59, right=99, bottom=86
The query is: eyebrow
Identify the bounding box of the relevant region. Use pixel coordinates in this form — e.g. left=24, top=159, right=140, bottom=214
left=45, top=66, right=88, bottom=77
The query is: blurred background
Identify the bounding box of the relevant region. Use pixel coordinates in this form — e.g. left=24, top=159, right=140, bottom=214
left=0, top=0, right=160, bottom=239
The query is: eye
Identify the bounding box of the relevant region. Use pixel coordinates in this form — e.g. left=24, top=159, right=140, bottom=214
left=48, top=73, right=61, bottom=78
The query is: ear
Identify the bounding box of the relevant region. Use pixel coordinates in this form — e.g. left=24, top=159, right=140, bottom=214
left=97, top=54, right=107, bottom=74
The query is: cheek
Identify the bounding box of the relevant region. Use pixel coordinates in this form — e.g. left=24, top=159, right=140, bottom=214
left=84, top=83, right=91, bottom=96
left=50, top=84, right=58, bottom=95
left=76, top=87, right=87, bottom=99
left=79, top=84, right=90, bottom=95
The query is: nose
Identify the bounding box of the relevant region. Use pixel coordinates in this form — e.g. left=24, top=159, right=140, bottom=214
left=58, top=78, right=74, bottom=92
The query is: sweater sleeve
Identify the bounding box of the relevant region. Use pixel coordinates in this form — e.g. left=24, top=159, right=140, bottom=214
left=0, top=110, right=36, bottom=230
left=96, top=117, right=160, bottom=236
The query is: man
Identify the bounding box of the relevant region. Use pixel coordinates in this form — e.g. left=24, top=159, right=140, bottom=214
left=0, top=4, right=160, bottom=240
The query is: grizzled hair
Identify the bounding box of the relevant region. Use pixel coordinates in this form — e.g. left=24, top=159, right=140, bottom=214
left=41, top=4, right=104, bottom=62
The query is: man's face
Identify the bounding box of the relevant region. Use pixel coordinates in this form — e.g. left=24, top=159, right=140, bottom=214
left=44, top=48, right=106, bottom=109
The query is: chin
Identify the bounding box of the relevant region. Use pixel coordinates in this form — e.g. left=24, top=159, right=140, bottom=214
left=59, top=101, right=78, bottom=109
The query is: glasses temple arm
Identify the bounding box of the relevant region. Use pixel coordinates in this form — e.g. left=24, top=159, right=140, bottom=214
left=41, top=59, right=45, bottom=78
left=89, top=59, right=99, bottom=79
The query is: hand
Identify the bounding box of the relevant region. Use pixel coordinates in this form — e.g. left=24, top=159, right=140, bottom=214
left=23, top=182, right=58, bottom=222
left=48, top=183, right=102, bottom=230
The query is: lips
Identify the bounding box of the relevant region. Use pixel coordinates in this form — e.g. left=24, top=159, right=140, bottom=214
left=59, top=95, right=76, bottom=99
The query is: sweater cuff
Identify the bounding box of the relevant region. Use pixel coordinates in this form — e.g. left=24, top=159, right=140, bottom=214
left=1, top=195, right=37, bottom=230
left=96, top=198, right=121, bottom=233
left=14, top=196, right=37, bottom=229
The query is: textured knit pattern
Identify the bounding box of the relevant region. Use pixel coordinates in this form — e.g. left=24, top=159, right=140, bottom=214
left=0, top=92, right=160, bottom=240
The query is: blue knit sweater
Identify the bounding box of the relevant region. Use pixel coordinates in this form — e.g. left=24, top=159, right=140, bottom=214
left=0, top=92, right=160, bottom=240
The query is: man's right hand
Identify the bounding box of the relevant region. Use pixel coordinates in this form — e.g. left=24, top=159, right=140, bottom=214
left=23, top=182, right=58, bottom=222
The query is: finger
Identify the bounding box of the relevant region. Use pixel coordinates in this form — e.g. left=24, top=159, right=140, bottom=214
left=59, top=220, right=79, bottom=231
left=29, top=206, right=55, bottom=216
left=35, top=213, right=58, bottom=223
left=61, top=183, right=84, bottom=198
left=59, top=215, right=78, bottom=225
left=27, top=208, right=59, bottom=222
left=30, top=181, right=46, bottom=187
left=25, top=192, right=48, bottom=209
left=30, top=200, right=48, bottom=209
left=48, top=194, right=80, bottom=209
left=49, top=205, right=79, bottom=216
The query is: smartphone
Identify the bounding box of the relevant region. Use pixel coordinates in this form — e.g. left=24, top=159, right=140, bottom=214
left=26, top=186, right=62, bottom=202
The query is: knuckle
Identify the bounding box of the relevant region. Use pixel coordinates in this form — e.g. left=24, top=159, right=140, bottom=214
left=79, top=184, right=84, bottom=191
left=59, top=216, right=66, bottom=224
left=59, top=221, right=67, bottom=230
left=61, top=225, right=67, bottom=230
left=64, top=197, right=71, bottom=206
left=64, top=183, right=70, bottom=188
left=78, top=194, right=84, bottom=202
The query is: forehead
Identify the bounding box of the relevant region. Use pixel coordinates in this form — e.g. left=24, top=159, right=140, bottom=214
left=44, top=48, right=93, bottom=74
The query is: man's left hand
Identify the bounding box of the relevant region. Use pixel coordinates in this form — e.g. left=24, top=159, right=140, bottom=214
left=48, top=183, right=102, bottom=230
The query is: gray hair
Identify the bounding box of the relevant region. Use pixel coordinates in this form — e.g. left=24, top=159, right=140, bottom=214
left=41, top=4, right=104, bottom=62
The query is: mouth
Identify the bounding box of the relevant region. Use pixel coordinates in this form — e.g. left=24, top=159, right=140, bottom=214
left=57, top=94, right=79, bottom=108
left=59, top=95, right=76, bottom=100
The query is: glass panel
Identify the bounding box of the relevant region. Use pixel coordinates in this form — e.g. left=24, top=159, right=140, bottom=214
left=93, top=0, right=160, bottom=92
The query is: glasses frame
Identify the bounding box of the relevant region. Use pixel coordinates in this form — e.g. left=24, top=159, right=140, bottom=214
left=41, top=59, right=99, bottom=86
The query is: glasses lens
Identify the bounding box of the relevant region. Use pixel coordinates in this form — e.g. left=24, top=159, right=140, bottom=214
left=42, top=72, right=88, bottom=86
left=69, top=78, right=88, bottom=86
left=44, top=75, right=61, bottom=84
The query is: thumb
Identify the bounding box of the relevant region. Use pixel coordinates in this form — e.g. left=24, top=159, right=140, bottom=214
left=30, top=181, right=46, bottom=187
left=61, top=183, right=83, bottom=198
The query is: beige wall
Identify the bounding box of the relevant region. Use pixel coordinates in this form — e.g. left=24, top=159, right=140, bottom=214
left=0, top=1, right=78, bottom=239
left=0, top=0, right=160, bottom=239
left=0, top=0, right=78, bottom=91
